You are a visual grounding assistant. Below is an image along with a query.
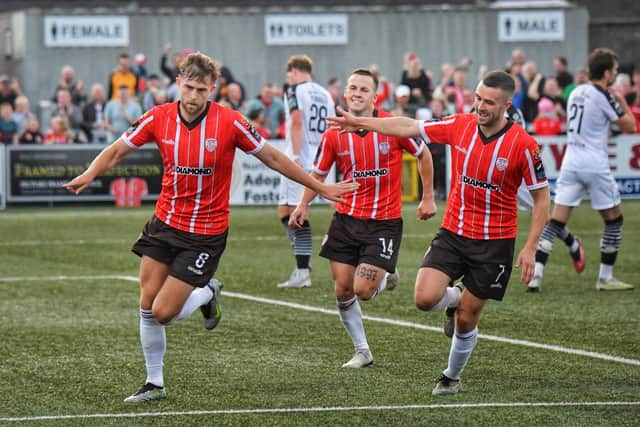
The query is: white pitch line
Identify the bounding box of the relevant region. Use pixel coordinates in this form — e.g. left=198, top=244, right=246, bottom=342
left=1, top=401, right=639, bottom=422
left=2, top=274, right=640, bottom=367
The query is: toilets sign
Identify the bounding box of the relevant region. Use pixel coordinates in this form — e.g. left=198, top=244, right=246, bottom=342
left=498, top=10, right=564, bottom=42
left=265, top=14, right=348, bottom=45
left=44, top=16, right=129, bottom=47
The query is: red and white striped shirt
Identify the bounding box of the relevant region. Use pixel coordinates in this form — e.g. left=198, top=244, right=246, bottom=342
left=314, top=110, right=425, bottom=220
left=419, top=114, right=547, bottom=240
left=123, top=101, right=265, bottom=235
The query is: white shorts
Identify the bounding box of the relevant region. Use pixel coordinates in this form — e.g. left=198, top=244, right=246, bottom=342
left=553, top=169, right=621, bottom=210
left=278, top=175, right=304, bottom=206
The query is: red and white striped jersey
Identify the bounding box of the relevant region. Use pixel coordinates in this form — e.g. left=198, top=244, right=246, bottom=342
left=314, top=110, right=425, bottom=220
left=123, top=101, right=265, bottom=235
left=419, top=114, right=547, bottom=240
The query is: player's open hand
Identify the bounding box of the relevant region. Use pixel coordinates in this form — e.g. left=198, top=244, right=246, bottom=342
left=288, top=205, right=308, bottom=229
left=63, top=174, right=93, bottom=195
left=318, top=179, right=359, bottom=204
left=327, top=106, right=362, bottom=133
left=515, top=246, right=535, bottom=284
left=416, top=198, right=437, bottom=220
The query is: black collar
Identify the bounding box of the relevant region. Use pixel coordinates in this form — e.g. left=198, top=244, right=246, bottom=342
left=478, top=119, right=513, bottom=144
left=355, top=109, right=379, bottom=137
left=178, top=101, right=211, bottom=130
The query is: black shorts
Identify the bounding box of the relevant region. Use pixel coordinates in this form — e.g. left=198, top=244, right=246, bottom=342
left=421, top=228, right=515, bottom=301
left=319, top=213, right=402, bottom=273
left=132, top=215, right=228, bottom=288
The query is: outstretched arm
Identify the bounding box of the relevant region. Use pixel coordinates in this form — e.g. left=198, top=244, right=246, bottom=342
left=255, top=143, right=357, bottom=204
left=63, top=138, right=135, bottom=194
left=327, top=106, right=422, bottom=139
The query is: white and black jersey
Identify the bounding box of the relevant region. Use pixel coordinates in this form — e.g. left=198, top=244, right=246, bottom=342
left=284, top=81, right=335, bottom=170
left=562, top=83, right=625, bottom=174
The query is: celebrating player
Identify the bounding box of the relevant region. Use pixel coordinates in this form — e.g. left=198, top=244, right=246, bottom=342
left=289, top=68, right=437, bottom=368
left=328, top=70, right=550, bottom=395
left=64, top=52, right=357, bottom=403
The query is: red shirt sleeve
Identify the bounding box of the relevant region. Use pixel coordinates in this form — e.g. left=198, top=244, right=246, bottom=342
left=313, top=132, right=337, bottom=176
left=398, top=136, right=425, bottom=157
left=231, top=112, right=266, bottom=154
left=521, top=138, right=548, bottom=190
left=419, top=115, right=457, bottom=145
left=122, top=109, right=157, bottom=148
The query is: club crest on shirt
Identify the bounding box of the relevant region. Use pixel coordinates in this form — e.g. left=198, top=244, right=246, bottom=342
left=205, top=138, right=217, bottom=152
left=379, top=141, right=390, bottom=155
left=496, top=157, right=509, bottom=171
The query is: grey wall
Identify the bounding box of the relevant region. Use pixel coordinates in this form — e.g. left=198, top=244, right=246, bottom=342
left=3, top=6, right=589, bottom=107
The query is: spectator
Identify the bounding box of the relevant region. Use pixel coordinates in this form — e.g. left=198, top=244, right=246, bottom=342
left=0, top=102, right=18, bottom=144
left=142, top=74, right=163, bottom=111
left=450, top=68, right=467, bottom=113
left=243, top=83, right=285, bottom=137
left=44, top=116, right=74, bottom=144
left=51, top=88, right=83, bottom=131
left=509, top=48, right=526, bottom=68
left=104, top=85, right=142, bottom=140
left=214, top=66, right=245, bottom=105
left=51, top=65, right=84, bottom=106
left=522, top=61, right=544, bottom=123
left=554, top=56, right=574, bottom=91
left=370, top=64, right=392, bottom=110
left=327, top=77, right=346, bottom=110
left=389, top=84, right=417, bottom=117
left=509, top=62, right=527, bottom=111
left=401, top=52, right=432, bottom=105
left=542, top=77, right=566, bottom=117
left=18, top=117, right=44, bottom=144
left=12, top=95, right=34, bottom=134
left=533, top=97, right=563, bottom=136
left=81, top=83, right=107, bottom=143
left=108, top=53, right=138, bottom=100
left=630, top=67, right=640, bottom=132
left=247, top=107, right=271, bottom=139
left=159, top=44, right=190, bottom=83
left=0, top=76, right=20, bottom=109
left=133, top=53, right=149, bottom=93
left=563, top=68, right=590, bottom=102
left=219, top=82, right=244, bottom=111
left=614, top=73, right=633, bottom=98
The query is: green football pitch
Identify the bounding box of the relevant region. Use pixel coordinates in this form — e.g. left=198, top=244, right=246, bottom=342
left=1, top=203, right=639, bottom=426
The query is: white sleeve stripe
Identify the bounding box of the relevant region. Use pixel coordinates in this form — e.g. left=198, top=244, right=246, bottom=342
left=527, top=182, right=549, bottom=190
left=419, top=121, right=430, bottom=143
left=233, top=120, right=261, bottom=147
left=524, top=149, right=537, bottom=185
left=312, top=167, right=330, bottom=176
left=121, top=134, right=141, bottom=149
left=125, top=115, right=154, bottom=143
left=422, top=118, right=456, bottom=128
left=409, top=138, right=425, bottom=157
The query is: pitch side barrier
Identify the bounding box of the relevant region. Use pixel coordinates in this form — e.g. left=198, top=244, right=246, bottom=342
left=1, top=140, right=336, bottom=207
left=444, top=135, right=640, bottom=199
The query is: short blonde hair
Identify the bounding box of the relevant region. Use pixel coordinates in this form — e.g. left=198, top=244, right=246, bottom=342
left=178, top=52, right=220, bottom=83
left=287, top=55, right=312, bottom=74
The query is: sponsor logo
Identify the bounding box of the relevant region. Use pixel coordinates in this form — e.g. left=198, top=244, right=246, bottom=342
left=187, top=265, right=204, bottom=275
left=352, top=168, right=389, bottom=178
left=205, top=138, right=217, bottom=152
left=337, top=150, right=351, bottom=157
left=490, top=283, right=503, bottom=289
left=496, top=157, right=508, bottom=171
left=461, top=175, right=500, bottom=191
left=175, top=166, right=213, bottom=176
left=535, top=160, right=547, bottom=180
left=161, top=138, right=175, bottom=145
left=241, top=117, right=262, bottom=141
left=379, top=141, right=390, bottom=155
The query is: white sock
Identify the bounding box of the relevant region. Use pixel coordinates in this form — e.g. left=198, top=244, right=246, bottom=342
left=443, top=327, right=478, bottom=381
left=140, top=309, right=166, bottom=387
left=370, top=273, right=389, bottom=299
left=429, top=286, right=462, bottom=312
left=534, top=262, right=545, bottom=278
left=599, top=264, right=613, bottom=281
left=337, top=296, right=368, bottom=351
left=170, top=286, right=213, bottom=323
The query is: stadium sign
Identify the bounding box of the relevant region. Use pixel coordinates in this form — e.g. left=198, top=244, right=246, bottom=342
left=265, top=14, right=348, bottom=45
left=498, top=10, right=564, bottom=42
left=44, top=16, right=129, bottom=47
left=6, top=145, right=161, bottom=202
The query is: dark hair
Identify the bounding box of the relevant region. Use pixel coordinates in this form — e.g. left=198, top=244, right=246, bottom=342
left=287, top=55, right=312, bottom=74
left=247, top=108, right=263, bottom=121
left=119, top=53, right=129, bottom=59
left=178, top=52, right=220, bottom=83
left=588, top=48, right=618, bottom=80
left=556, top=56, right=568, bottom=67
left=349, top=68, right=379, bottom=90
left=481, top=70, right=515, bottom=98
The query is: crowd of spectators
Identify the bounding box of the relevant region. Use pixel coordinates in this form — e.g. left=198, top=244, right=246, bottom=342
left=2, top=47, right=640, bottom=147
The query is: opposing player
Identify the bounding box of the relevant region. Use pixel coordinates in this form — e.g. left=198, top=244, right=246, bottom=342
left=64, top=52, right=357, bottom=403
left=289, top=68, right=437, bottom=367
left=328, top=70, right=550, bottom=395
left=276, top=55, right=336, bottom=289
left=530, top=48, right=636, bottom=291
